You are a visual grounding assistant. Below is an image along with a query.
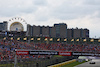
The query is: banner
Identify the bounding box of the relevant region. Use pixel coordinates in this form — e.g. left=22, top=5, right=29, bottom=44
left=72, top=52, right=100, bottom=56
left=29, top=51, right=58, bottom=55
left=16, top=51, right=29, bottom=55
left=15, top=49, right=100, bottom=57
left=59, top=52, right=72, bottom=56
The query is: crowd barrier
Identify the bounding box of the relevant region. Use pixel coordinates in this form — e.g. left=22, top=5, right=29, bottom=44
left=48, top=59, right=76, bottom=67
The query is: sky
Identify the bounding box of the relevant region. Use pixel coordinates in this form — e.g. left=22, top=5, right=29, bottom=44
left=0, top=0, right=100, bottom=38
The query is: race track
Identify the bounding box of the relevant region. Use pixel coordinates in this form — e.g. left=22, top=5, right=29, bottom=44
left=74, top=59, right=100, bottom=67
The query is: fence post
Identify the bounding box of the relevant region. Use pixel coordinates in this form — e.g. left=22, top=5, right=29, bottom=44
left=14, top=54, right=17, bottom=67
left=36, top=62, right=39, bottom=67
left=56, top=58, right=58, bottom=64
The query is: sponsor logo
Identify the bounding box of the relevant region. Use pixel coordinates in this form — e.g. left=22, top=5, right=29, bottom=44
left=16, top=51, right=29, bottom=55
left=29, top=51, right=58, bottom=55
left=72, top=52, right=100, bottom=56
left=59, top=52, right=71, bottom=56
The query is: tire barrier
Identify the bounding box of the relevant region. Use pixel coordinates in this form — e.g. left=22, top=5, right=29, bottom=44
left=48, top=59, right=76, bottom=67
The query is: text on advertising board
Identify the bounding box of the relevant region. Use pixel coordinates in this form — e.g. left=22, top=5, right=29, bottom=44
left=59, top=52, right=72, bottom=56
left=16, top=51, right=29, bottom=55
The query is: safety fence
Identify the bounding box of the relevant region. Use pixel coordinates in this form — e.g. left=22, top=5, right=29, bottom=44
left=0, top=56, right=78, bottom=67
left=16, top=56, right=74, bottom=67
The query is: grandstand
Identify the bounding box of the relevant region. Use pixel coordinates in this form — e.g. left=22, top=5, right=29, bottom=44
left=0, top=36, right=99, bottom=67
left=0, top=17, right=99, bottom=67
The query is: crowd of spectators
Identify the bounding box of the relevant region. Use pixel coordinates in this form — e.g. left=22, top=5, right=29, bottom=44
left=31, top=43, right=100, bottom=52
left=0, top=39, right=41, bottom=62
left=0, top=39, right=100, bottom=61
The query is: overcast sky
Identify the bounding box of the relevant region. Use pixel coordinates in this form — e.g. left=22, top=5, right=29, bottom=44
left=0, top=0, right=100, bottom=38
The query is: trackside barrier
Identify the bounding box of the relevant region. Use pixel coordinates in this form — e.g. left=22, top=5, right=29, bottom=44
left=48, top=59, right=76, bottom=67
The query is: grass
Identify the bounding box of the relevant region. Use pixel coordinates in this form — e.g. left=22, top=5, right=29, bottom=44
left=60, top=61, right=86, bottom=67
left=0, top=63, right=14, bottom=67
left=54, top=55, right=62, bottom=57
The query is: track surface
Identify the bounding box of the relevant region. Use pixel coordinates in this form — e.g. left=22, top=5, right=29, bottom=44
left=74, top=59, right=100, bottom=67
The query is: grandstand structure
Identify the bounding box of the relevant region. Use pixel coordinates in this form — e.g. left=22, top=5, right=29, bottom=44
left=0, top=17, right=100, bottom=67
left=0, top=38, right=99, bottom=67
left=0, top=17, right=99, bottom=44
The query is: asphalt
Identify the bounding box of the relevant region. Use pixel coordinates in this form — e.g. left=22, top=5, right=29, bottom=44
left=74, top=59, right=100, bottom=67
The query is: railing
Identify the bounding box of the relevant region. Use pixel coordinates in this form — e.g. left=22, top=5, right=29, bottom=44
left=0, top=56, right=78, bottom=67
